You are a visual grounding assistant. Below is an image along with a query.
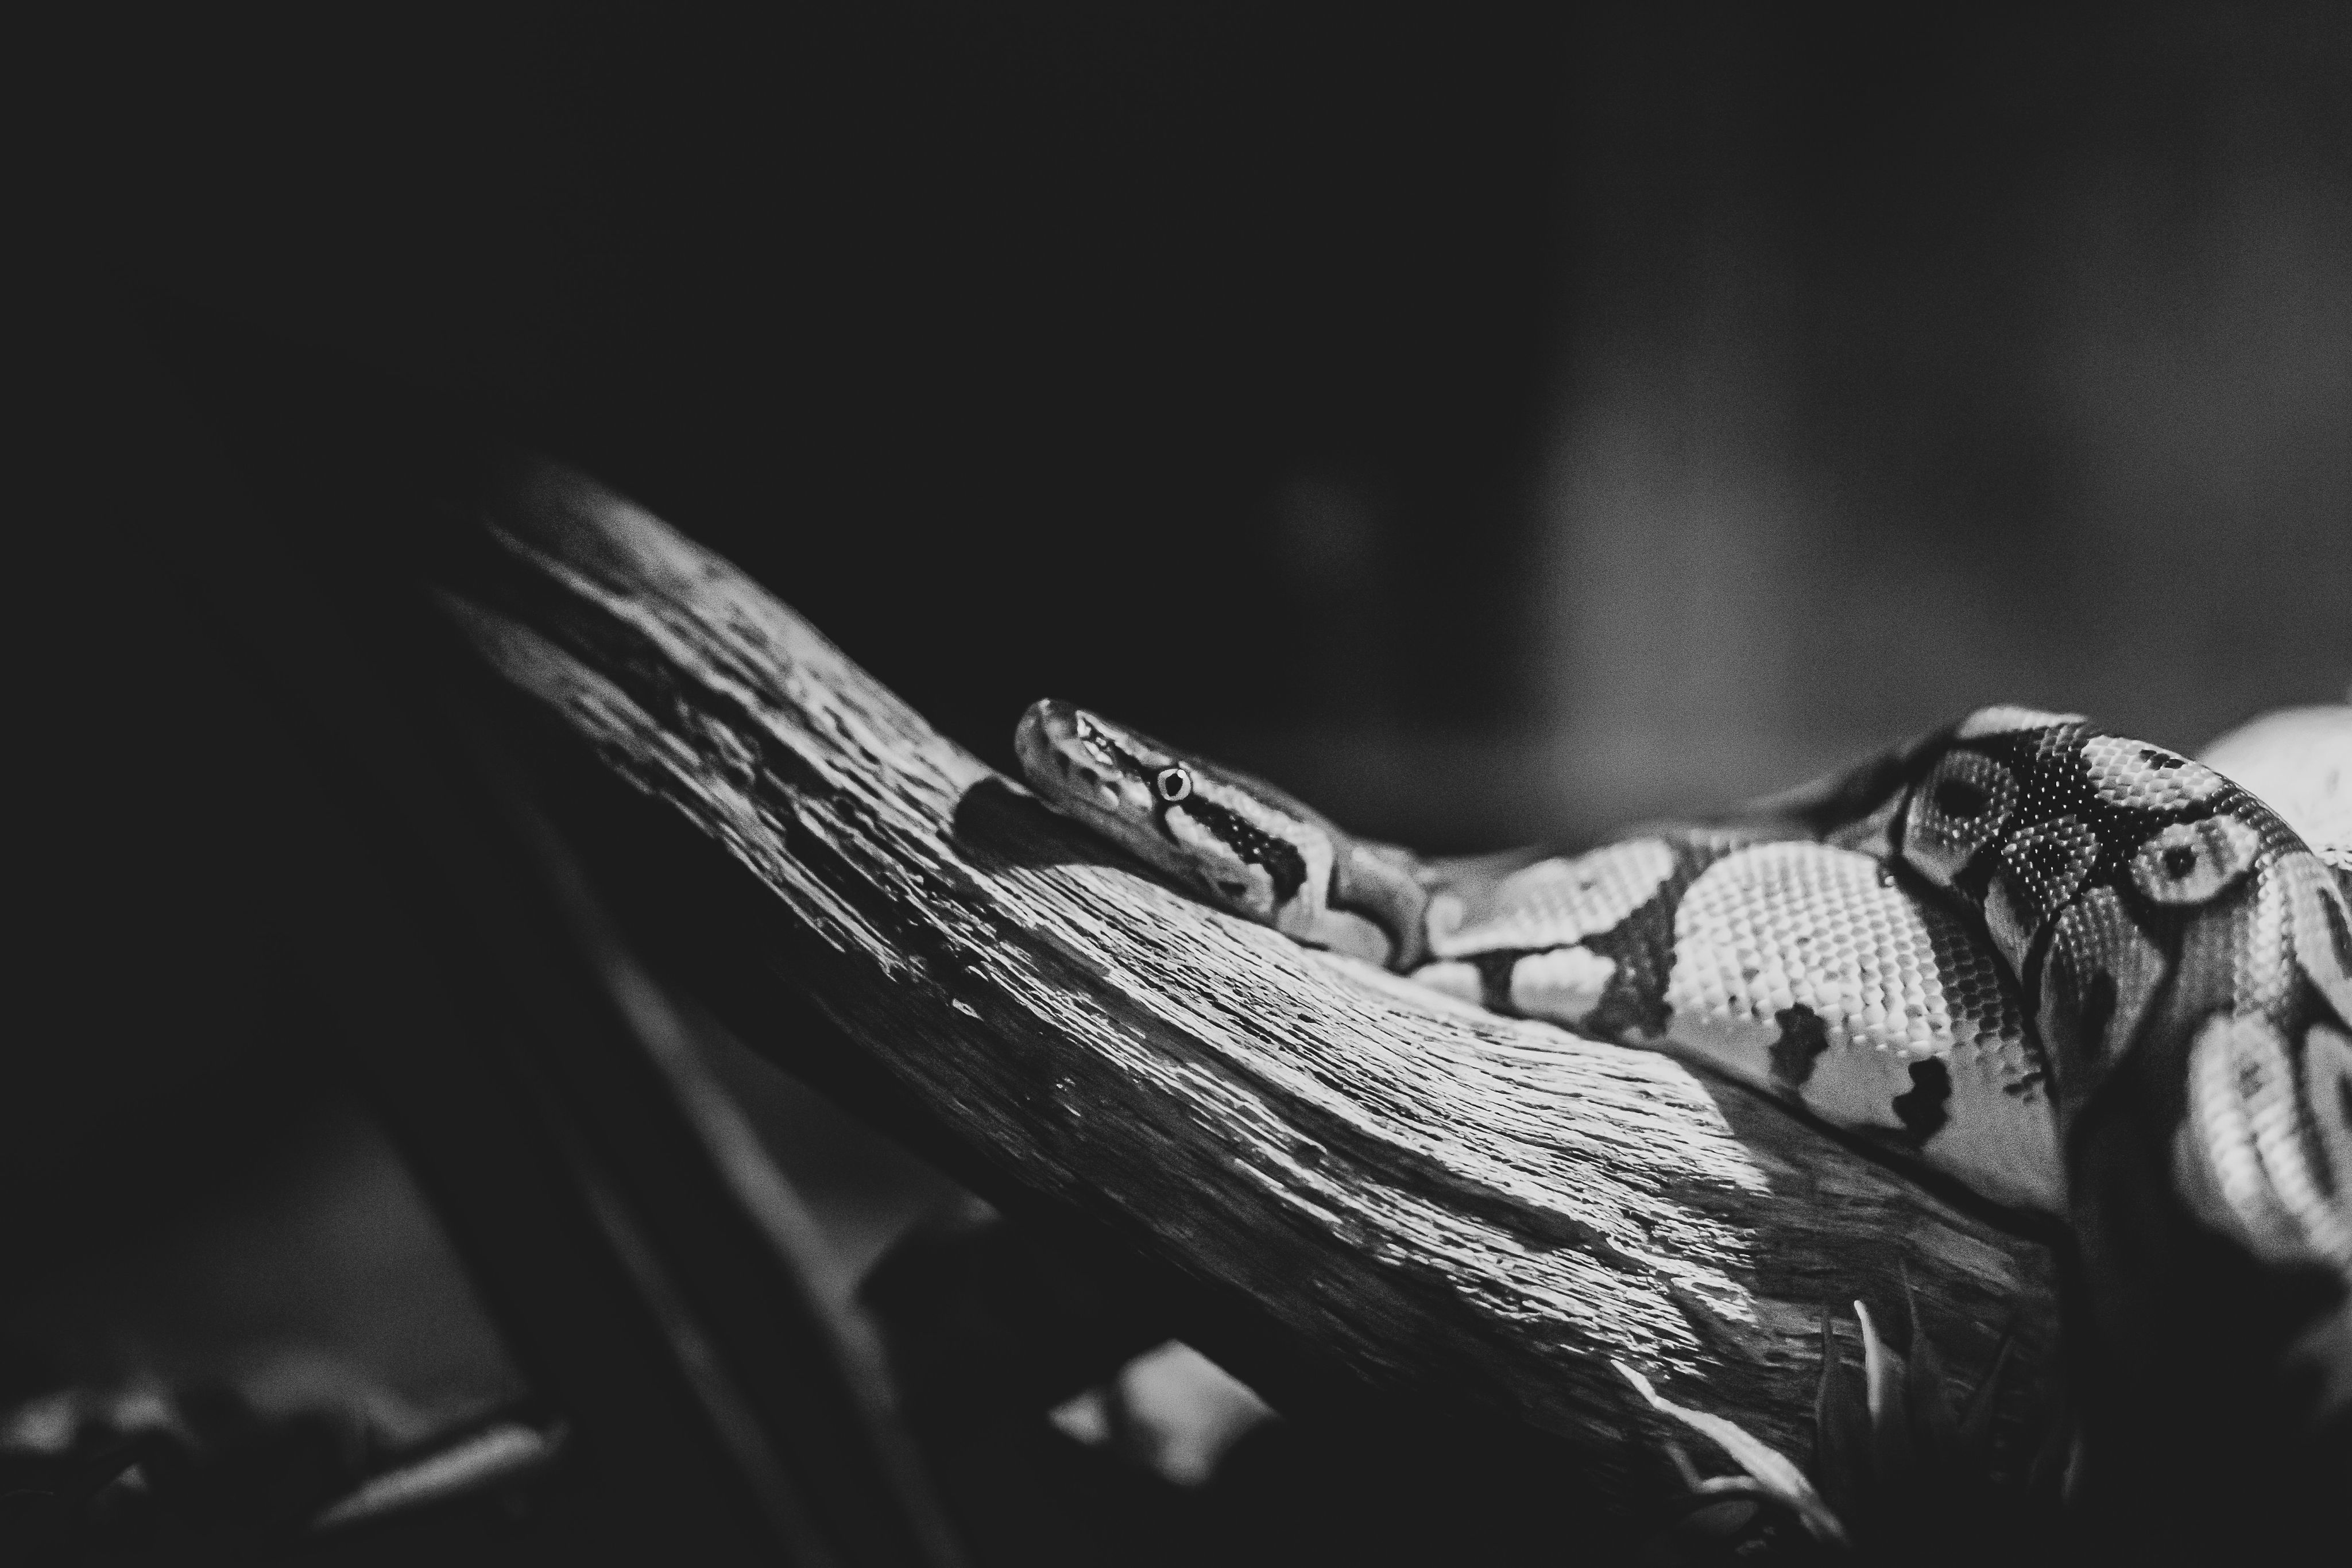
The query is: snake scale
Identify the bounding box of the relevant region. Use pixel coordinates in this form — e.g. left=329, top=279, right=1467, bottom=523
left=1016, top=697, right=2352, bottom=1515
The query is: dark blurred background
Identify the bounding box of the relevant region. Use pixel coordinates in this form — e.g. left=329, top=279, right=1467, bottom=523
left=91, top=2, right=2352, bottom=841
left=14, top=2, right=2352, bottom=1560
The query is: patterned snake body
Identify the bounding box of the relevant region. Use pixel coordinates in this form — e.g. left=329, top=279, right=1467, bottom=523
left=1016, top=697, right=2352, bottom=1490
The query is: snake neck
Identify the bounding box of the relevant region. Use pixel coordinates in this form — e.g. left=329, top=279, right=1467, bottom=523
left=1327, top=839, right=1433, bottom=971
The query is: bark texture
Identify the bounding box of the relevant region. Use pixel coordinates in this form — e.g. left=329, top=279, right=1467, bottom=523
left=439, top=458, right=2059, bottom=1505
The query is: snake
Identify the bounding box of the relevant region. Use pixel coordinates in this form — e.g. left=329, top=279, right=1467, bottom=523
left=1015, top=696, right=2352, bottom=1509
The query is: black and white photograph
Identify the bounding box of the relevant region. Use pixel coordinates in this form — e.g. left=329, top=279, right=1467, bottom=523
left=17, top=6, right=2351, bottom=1563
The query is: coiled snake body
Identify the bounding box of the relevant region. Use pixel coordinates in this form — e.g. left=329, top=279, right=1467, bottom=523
left=1016, top=698, right=2352, bottom=1508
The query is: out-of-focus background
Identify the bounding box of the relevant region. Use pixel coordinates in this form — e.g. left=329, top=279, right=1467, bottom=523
left=16, top=4, right=2351, bottom=1561
left=96, top=3, right=2352, bottom=842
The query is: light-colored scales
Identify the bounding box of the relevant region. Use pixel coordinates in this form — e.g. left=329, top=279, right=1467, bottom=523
left=1425, top=838, right=1678, bottom=958
left=2200, top=704, right=2352, bottom=877
left=1659, top=843, right=2059, bottom=1214
left=1411, top=836, right=2064, bottom=1215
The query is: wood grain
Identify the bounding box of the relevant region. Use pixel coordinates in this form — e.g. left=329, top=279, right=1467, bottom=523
left=437, top=457, right=2059, bottom=1506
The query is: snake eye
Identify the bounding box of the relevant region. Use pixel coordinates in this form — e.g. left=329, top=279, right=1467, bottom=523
left=1155, top=765, right=1194, bottom=803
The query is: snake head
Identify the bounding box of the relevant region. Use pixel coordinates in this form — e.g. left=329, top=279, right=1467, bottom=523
left=1015, top=699, right=1331, bottom=924
left=1015, top=699, right=1424, bottom=966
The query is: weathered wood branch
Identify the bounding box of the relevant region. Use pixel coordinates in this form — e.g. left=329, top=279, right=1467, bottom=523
left=436, top=458, right=2058, bottom=1506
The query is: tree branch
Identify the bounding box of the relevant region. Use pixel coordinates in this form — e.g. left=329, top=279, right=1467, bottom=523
left=436, top=457, right=2057, bottom=1506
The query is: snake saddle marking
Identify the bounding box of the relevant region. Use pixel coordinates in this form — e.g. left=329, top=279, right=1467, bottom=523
left=1016, top=699, right=2352, bottom=1457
